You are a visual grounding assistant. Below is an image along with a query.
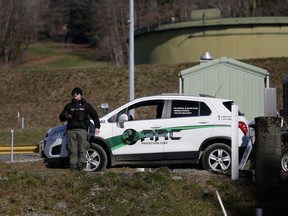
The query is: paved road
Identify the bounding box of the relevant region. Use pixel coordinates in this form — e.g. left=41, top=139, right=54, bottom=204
left=0, top=153, right=42, bottom=163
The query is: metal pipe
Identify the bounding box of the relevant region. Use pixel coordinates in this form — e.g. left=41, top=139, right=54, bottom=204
left=216, top=190, right=227, bottom=216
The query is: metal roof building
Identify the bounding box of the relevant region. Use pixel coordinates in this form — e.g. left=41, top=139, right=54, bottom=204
left=180, top=55, right=270, bottom=121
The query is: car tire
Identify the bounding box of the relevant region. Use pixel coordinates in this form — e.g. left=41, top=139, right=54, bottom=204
left=201, top=143, right=231, bottom=172
left=85, top=143, right=107, bottom=172
left=281, top=148, right=288, bottom=172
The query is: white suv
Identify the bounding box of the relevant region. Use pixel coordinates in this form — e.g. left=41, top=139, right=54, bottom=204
left=42, top=94, right=250, bottom=172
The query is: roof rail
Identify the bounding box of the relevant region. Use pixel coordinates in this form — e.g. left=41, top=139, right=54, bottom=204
left=198, top=94, right=214, bottom=98
left=159, top=93, right=214, bottom=97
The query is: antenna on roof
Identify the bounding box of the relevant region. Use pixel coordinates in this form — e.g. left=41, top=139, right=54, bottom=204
left=214, top=85, right=222, bottom=98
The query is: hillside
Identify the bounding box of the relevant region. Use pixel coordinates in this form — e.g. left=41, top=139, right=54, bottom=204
left=0, top=63, right=194, bottom=129
left=0, top=43, right=287, bottom=130
left=1, top=44, right=288, bottom=216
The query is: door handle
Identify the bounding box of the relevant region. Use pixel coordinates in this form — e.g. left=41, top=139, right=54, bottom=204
left=151, top=125, right=161, bottom=129
left=199, top=121, right=209, bottom=124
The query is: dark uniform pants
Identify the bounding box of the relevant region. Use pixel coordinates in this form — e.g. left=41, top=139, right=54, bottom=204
left=67, top=128, right=89, bottom=169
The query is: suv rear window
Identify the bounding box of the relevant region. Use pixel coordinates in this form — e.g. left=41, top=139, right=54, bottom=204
left=171, top=100, right=211, bottom=117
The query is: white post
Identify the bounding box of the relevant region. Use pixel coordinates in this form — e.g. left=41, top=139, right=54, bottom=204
left=129, top=0, right=134, bottom=102
left=178, top=73, right=183, bottom=94
left=10, top=129, right=14, bottom=162
left=231, top=105, right=239, bottom=180
left=17, top=111, right=20, bottom=128
left=130, top=0, right=143, bottom=172
left=21, top=117, right=24, bottom=129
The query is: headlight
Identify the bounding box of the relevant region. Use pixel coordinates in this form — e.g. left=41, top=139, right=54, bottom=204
left=51, top=132, right=63, bottom=140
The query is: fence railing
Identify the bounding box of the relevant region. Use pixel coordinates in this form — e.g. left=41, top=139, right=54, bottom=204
left=0, top=145, right=39, bottom=154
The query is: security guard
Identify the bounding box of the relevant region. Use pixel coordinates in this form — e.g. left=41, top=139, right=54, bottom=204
left=59, top=87, right=100, bottom=170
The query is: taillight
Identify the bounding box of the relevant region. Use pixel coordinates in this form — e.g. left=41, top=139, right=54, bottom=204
left=239, top=121, right=248, bottom=135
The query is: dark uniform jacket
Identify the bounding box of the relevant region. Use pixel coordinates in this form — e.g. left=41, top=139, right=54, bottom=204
left=59, top=98, right=101, bottom=130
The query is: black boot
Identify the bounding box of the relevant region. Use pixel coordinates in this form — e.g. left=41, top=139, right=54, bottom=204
left=69, top=165, right=77, bottom=170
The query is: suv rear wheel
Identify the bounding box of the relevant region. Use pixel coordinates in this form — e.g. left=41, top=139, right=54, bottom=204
left=84, top=144, right=107, bottom=172
left=201, top=143, right=231, bottom=172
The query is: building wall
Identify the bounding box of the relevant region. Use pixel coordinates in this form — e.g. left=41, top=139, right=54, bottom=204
left=181, top=57, right=269, bottom=121
left=135, top=17, right=288, bottom=64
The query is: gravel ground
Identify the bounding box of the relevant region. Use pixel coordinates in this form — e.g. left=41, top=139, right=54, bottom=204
left=0, top=153, right=42, bottom=163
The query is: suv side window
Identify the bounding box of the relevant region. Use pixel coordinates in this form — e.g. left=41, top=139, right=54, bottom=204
left=223, top=101, right=244, bottom=116
left=200, top=101, right=212, bottom=116
left=110, top=100, right=165, bottom=122
left=171, top=100, right=211, bottom=118
left=127, top=100, right=165, bottom=121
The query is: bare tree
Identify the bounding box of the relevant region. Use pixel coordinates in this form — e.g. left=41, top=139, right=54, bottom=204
left=171, top=0, right=199, bottom=21
left=92, top=0, right=129, bottom=66
left=209, top=0, right=277, bottom=18
left=0, top=0, right=40, bottom=62
left=1, top=0, right=287, bottom=64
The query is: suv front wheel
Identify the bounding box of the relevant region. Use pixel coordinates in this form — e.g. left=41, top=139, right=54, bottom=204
left=84, top=143, right=107, bottom=172
left=201, top=143, right=231, bottom=172
left=281, top=148, right=288, bottom=172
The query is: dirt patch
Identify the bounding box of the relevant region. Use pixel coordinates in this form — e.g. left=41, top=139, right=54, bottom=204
left=16, top=56, right=60, bottom=67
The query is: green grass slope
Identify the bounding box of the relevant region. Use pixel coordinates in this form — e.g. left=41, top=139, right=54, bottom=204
left=1, top=161, right=287, bottom=216
left=0, top=43, right=288, bottom=144
left=0, top=63, right=194, bottom=129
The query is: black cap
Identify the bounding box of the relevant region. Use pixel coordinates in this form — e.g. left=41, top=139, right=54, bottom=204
left=71, top=87, right=82, bottom=96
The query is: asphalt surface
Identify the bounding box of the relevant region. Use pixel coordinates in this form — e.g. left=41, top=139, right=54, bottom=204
left=0, top=153, right=42, bottom=163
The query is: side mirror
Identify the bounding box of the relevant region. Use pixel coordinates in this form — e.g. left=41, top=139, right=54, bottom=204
left=118, top=114, right=128, bottom=128
left=100, top=103, right=109, bottom=114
